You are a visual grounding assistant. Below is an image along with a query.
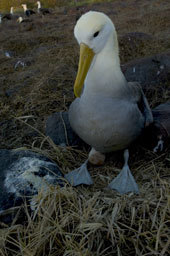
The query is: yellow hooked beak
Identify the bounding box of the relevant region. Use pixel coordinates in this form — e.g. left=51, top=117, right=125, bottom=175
left=74, top=43, right=95, bottom=97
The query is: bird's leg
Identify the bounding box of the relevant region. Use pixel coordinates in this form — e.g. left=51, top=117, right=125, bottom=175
left=108, top=149, right=139, bottom=194
left=64, top=160, right=93, bottom=187
left=88, top=148, right=105, bottom=165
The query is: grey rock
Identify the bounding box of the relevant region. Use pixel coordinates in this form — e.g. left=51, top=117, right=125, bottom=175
left=0, top=149, right=63, bottom=223
left=152, top=101, right=170, bottom=139
left=122, top=52, right=170, bottom=150
left=122, top=52, right=170, bottom=88
left=142, top=101, right=170, bottom=151
left=46, top=111, right=83, bottom=146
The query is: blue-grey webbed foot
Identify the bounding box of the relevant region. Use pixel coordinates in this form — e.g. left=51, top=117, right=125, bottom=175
left=107, top=149, right=139, bottom=194
left=64, top=160, right=93, bottom=186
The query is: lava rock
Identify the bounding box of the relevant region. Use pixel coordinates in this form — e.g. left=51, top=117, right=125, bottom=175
left=0, top=149, right=63, bottom=223
left=142, top=101, right=170, bottom=151
left=122, top=52, right=170, bottom=88
left=46, top=111, right=83, bottom=147
left=152, top=101, right=170, bottom=139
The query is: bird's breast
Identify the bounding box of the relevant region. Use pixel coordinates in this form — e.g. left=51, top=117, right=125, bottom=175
left=69, top=95, right=144, bottom=152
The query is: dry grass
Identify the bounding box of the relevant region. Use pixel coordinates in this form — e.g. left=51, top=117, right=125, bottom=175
left=0, top=162, right=169, bottom=255
left=0, top=0, right=170, bottom=255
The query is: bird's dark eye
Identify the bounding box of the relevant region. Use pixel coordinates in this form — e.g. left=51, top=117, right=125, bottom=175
left=93, top=31, right=99, bottom=38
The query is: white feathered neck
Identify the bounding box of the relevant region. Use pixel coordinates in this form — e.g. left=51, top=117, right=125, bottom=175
left=37, top=1, right=41, bottom=9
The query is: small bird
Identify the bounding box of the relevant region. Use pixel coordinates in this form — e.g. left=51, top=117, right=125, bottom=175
left=36, top=1, right=50, bottom=15
left=65, top=11, right=153, bottom=194
left=17, top=16, right=32, bottom=23
left=2, top=7, right=15, bottom=20
left=21, top=4, right=35, bottom=17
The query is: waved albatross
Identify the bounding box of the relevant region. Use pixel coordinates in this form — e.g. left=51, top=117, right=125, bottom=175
left=22, top=4, right=35, bottom=17
left=2, top=7, right=16, bottom=20
left=65, top=11, right=153, bottom=194
left=37, top=1, right=50, bottom=15
left=17, top=16, right=32, bottom=24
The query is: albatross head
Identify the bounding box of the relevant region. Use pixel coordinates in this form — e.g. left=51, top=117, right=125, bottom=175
left=22, top=4, right=27, bottom=11
left=10, top=7, right=14, bottom=15
left=37, top=1, right=41, bottom=8
left=73, top=11, right=120, bottom=97
left=17, top=17, right=23, bottom=23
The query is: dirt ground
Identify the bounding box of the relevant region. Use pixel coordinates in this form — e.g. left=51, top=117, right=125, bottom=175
left=0, top=0, right=170, bottom=255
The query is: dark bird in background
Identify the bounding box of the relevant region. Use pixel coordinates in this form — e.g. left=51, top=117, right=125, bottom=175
left=22, top=4, right=36, bottom=17
left=36, top=1, right=50, bottom=15
left=17, top=16, right=32, bottom=23
left=2, top=7, right=14, bottom=20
